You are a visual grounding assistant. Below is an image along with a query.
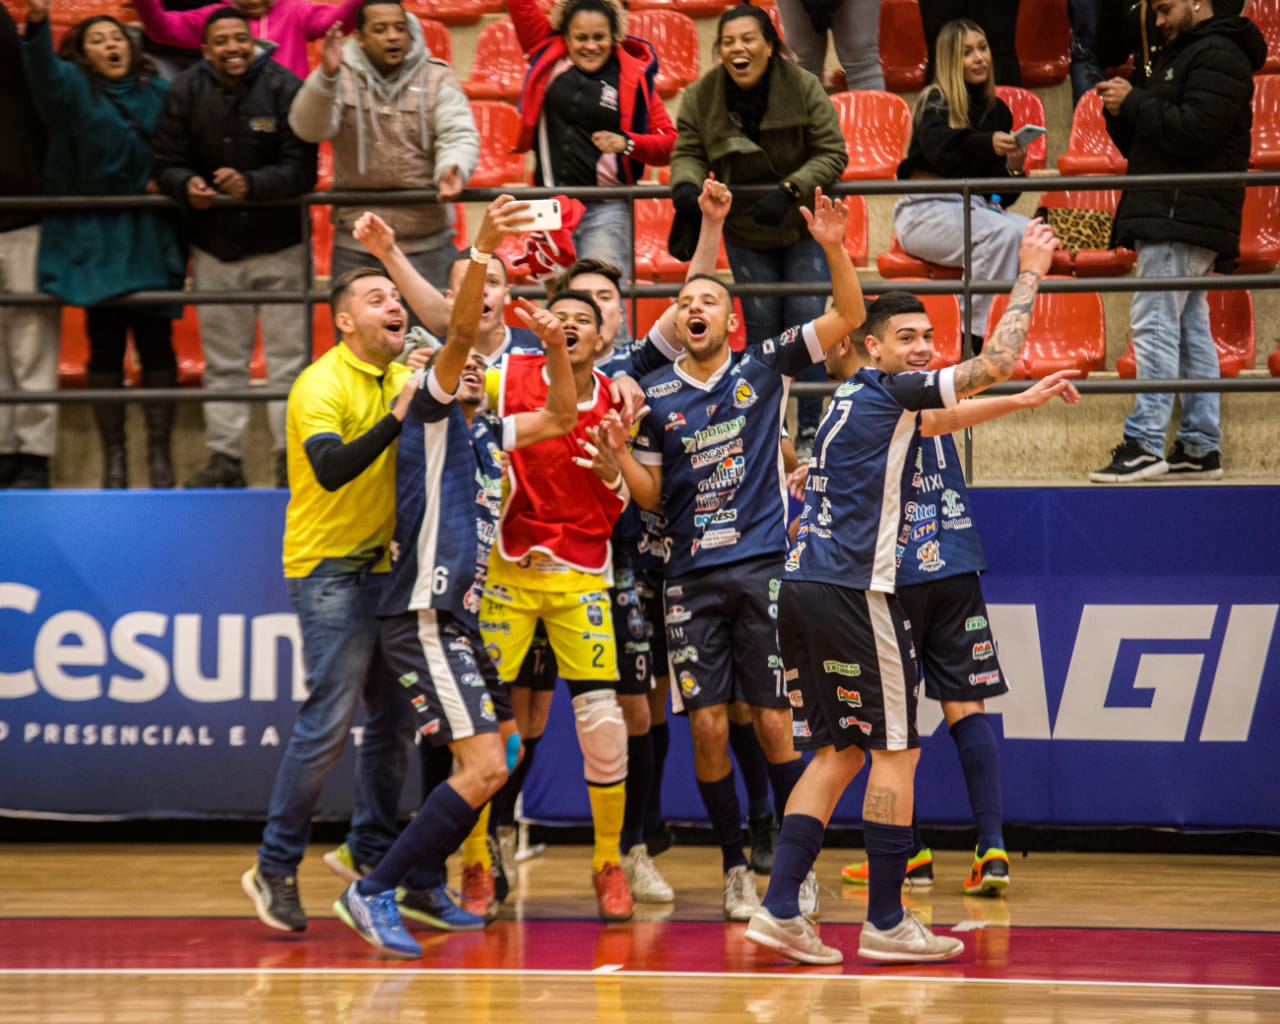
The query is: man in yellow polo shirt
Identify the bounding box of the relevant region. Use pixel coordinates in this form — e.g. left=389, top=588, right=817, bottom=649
left=242, top=266, right=428, bottom=934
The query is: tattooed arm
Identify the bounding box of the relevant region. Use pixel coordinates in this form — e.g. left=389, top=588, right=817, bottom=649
left=950, top=219, right=1058, bottom=401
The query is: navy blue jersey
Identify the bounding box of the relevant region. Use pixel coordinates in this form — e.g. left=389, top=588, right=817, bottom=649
left=380, top=368, right=490, bottom=625
left=471, top=411, right=506, bottom=588
left=786, top=365, right=958, bottom=593
left=634, top=322, right=822, bottom=578
left=896, top=433, right=988, bottom=585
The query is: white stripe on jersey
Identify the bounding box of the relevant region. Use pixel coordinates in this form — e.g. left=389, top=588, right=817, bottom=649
left=409, top=416, right=451, bottom=609
left=871, top=411, right=920, bottom=592
left=867, top=591, right=911, bottom=750
left=416, top=609, right=475, bottom=741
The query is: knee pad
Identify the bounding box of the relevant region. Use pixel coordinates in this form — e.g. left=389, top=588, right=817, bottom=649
left=571, top=689, right=628, bottom=785
left=505, top=731, right=522, bottom=774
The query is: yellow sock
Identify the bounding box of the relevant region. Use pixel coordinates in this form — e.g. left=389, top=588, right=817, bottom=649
left=461, top=803, right=492, bottom=868
left=587, top=780, right=626, bottom=872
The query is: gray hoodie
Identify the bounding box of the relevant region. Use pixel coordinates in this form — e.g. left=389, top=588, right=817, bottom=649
left=288, top=15, right=479, bottom=251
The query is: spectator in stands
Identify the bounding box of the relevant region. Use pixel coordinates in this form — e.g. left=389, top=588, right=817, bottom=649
left=668, top=3, right=848, bottom=457
left=509, top=0, right=676, bottom=281
left=893, top=19, right=1032, bottom=350
left=20, top=0, right=186, bottom=490
left=289, top=3, right=478, bottom=320
left=1090, top=0, right=1264, bottom=482
left=142, top=0, right=211, bottom=81
left=131, top=0, right=361, bottom=80
left=921, top=0, right=1022, bottom=86
left=777, top=0, right=885, bottom=91
left=0, top=6, right=58, bottom=490
left=1093, top=0, right=1245, bottom=90
left=154, top=8, right=317, bottom=489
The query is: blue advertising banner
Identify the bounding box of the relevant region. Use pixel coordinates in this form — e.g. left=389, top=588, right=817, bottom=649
left=1, top=488, right=1277, bottom=829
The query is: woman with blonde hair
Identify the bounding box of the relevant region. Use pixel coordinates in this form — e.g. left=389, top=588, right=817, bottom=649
left=893, top=18, right=1032, bottom=349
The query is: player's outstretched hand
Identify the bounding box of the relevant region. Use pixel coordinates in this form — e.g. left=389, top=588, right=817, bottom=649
left=799, top=186, right=848, bottom=250
left=608, top=374, right=648, bottom=425
left=353, top=211, right=396, bottom=259
left=1017, top=217, right=1059, bottom=279
left=474, top=194, right=534, bottom=254
left=1020, top=368, right=1081, bottom=409
left=595, top=409, right=631, bottom=453
left=513, top=297, right=565, bottom=348
left=573, top=425, right=624, bottom=489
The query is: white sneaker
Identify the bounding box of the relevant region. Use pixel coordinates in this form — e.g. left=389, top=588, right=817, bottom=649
left=798, top=870, right=820, bottom=921
left=745, top=906, right=842, bottom=965
left=858, top=907, right=965, bottom=963
left=723, top=864, right=761, bottom=922
left=624, top=844, right=674, bottom=903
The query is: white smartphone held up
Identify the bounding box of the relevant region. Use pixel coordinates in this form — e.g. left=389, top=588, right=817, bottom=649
left=1013, top=124, right=1047, bottom=148
left=523, top=198, right=563, bottom=232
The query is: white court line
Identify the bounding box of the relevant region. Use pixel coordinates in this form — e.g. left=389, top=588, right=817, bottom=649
left=1, top=968, right=1276, bottom=993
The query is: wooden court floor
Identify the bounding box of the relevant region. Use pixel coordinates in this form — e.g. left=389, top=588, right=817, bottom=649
left=2, top=842, right=1278, bottom=1023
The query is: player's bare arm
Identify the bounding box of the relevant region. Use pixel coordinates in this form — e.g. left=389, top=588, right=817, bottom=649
left=655, top=177, right=734, bottom=346
left=951, top=219, right=1058, bottom=401
left=509, top=299, right=578, bottom=447
left=598, top=409, right=662, bottom=509
left=921, top=368, right=1080, bottom=436
left=802, top=188, right=866, bottom=350
left=352, top=211, right=451, bottom=337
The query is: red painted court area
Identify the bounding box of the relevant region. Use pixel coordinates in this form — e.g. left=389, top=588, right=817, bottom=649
left=5, top=917, right=1278, bottom=988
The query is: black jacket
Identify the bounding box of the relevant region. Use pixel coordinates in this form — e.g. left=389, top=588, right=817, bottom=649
left=1095, top=0, right=1246, bottom=90
left=0, top=6, right=47, bottom=233
left=153, top=47, right=317, bottom=261
left=1105, top=16, right=1266, bottom=264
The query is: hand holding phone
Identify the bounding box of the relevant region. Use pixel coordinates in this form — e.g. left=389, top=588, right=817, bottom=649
left=1012, top=124, right=1047, bottom=148
left=522, top=198, right=563, bottom=232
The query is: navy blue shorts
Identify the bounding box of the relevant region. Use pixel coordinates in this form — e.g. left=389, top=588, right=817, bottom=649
left=381, top=610, right=510, bottom=747
left=612, top=565, right=655, bottom=696
left=779, top=580, right=920, bottom=752
left=898, top=573, right=1009, bottom=702
left=665, top=555, right=788, bottom=713
left=634, top=570, right=668, bottom=678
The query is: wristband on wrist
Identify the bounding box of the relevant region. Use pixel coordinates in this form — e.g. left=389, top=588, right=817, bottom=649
left=605, top=473, right=625, bottom=493
left=623, top=135, right=635, bottom=156
left=470, top=246, right=492, bottom=265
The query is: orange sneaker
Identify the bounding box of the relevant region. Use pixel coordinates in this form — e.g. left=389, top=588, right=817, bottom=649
left=461, top=862, right=498, bottom=923
left=592, top=862, right=634, bottom=922
left=963, top=847, right=1010, bottom=896
left=841, top=848, right=933, bottom=888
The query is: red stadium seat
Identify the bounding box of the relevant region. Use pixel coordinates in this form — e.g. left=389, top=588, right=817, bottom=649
left=628, top=10, right=700, bottom=98
left=310, top=142, right=334, bottom=278
left=1249, top=0, right=1280, bottom=74
left=995, top=85, right=1048, bottom=172
left=877, top=233, right=963, bottom=280
left=919, top=292, right=963, bottom=368
left=57, top=307, right=88, bottom=389
left=985, top=281, right=1106, bottom=379
left=59, top=304, right=204, bottom=388
left=170, top=307, right=205, bottom=386
left=401, top=0, right=482, bottom=27
left=417, top=16, right=453, bottom=65
left=878, top=0, right=928, bottom=93
left=1016, top=0, right=1070, bottom=86
left=1057, top=89, right=1127, bottom=176
left=1270, top=341, right=1280, bottom=376
left=829, top=90, right=911, bottom=180
left=467, top=100, right=530, bottom=187
left=1037, top=189, right=1135, bottom=276
left=842, top=193, right=870, bottom=267
left=1238, top=183, right=1280, bottom=273
left=1117, top=288, right=1256, bottom=378
left=463, top=19, right=526, bottom=102
left=1250, top=75, right=1280, bottom=169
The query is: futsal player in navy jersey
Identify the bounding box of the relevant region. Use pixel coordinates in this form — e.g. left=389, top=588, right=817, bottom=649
left=600, top=188, right=867, bottom=923
left=742, top=218, right=1059, bottom=966
left=330, top=196, right=580, bottom=958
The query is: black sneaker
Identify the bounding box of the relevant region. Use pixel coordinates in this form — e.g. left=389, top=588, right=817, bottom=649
left=1166, top=440, right=1224, bottom=479
left=0, top=453, right=19, bottom=488
left=241, top=865, right=307, bottom=932
left=747, top=813, right=778, bottom=876
left=186, top=452, right=246, bottom=489
left=1088, top=438, right=1168, bottom=483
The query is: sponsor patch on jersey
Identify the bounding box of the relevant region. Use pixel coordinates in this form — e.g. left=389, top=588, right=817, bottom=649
left=733, top=380, right=758, bottom=409
left=627, top=605, right=646, bottom=639
left=678, top=670, right=700, bottom=698
left=249, top=116, right=278, bottom=133
left=916, top=539, right=944, bottom=573
left=792, top=718, right=811, bottom=738
left=419, top=718, right=441, bottom=736
left=398, top=671, right=420, bottom=688
left=666, top=603, right=692, bottom=625
left=485, top=643, right=502, bottom=666
left=839, top=716, right=873, bottom=735
left=972, top=640, right=994, bottom=661
left=836, top=686, right=862, bottom=707
left=768, top=577, right=781, bottom=601
left=411, top=694, right=427, bottom=710
left=833, top=380, right=863, bottom=399
left=586, top=603, right=605, bottom=626
left=479, top=695, right=496, bottom=722
left=823, top=660, right=861, bottom=677
left=664, top=411, right=687, bottom=431
left=788, top=689, right=805, bottom=707
left=968, top=670, right=1001, bottom=686
left=579, top=630, right=611, bottom=641
left=670, top=645, right=698, bottom=665
left=647, top=379, right=683, bottom=398
left=965, top=615, right=988, bottom=632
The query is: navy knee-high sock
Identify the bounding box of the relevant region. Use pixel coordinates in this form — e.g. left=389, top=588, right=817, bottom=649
left=863, top=820, right=916, bottom=930
left=621, top=732, right=654, bottom=852
left=360, top=782, right=477, bottom=893
left=488, top=734, right=540, bottom=834
left=696, top=770, right=748, bottom=872
left=950, top=714, right=1004, bottom=854
left=764, top=758, right=805, bottom=823
left=728, top=720, right=772, bottom=819
left=644, top=721, right=669, bottom=835
left=761, top=813, right=825, bottom=919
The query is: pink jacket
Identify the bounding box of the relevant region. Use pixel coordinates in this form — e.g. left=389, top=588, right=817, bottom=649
left=131, top=0, right=360, bottom=79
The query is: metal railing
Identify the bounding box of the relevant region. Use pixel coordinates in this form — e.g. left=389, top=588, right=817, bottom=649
left=2, top=170, right=1279, bottom=408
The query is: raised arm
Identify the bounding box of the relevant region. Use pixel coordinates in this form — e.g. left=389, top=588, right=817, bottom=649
left=507, top=301, right=579, bottom=447
left=920, top=368, right=1080, bottom=436
left=352, top=211, right=451, bottom=337
left=129, top=0, right=213, bottom=50
left=804, top=187, right=866, bottom=351
left=652, top=177, right=733, bottom=345
left=951, top=219, right=1057, bottom=400
left=287, top=27, right=345, bottom=143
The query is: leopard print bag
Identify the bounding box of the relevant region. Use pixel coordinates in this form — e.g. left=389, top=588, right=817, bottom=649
left=1040, top=207, right=1115, bottom=256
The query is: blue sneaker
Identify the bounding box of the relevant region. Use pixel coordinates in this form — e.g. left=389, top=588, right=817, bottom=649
left=333, top=883, right=423, bottom=959
left=395, top=884, right=486, bottom=931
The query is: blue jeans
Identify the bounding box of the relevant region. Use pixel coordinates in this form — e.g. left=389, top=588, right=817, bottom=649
left=1068, top=0, right=1106, bottom=104
left=724, top=234, right=831, bottom=434
left=257, top=569, right=414, bottom=876
left=574, top=200, right=634, bottom=282
left=1125, top=240, right=1221, bottom=458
